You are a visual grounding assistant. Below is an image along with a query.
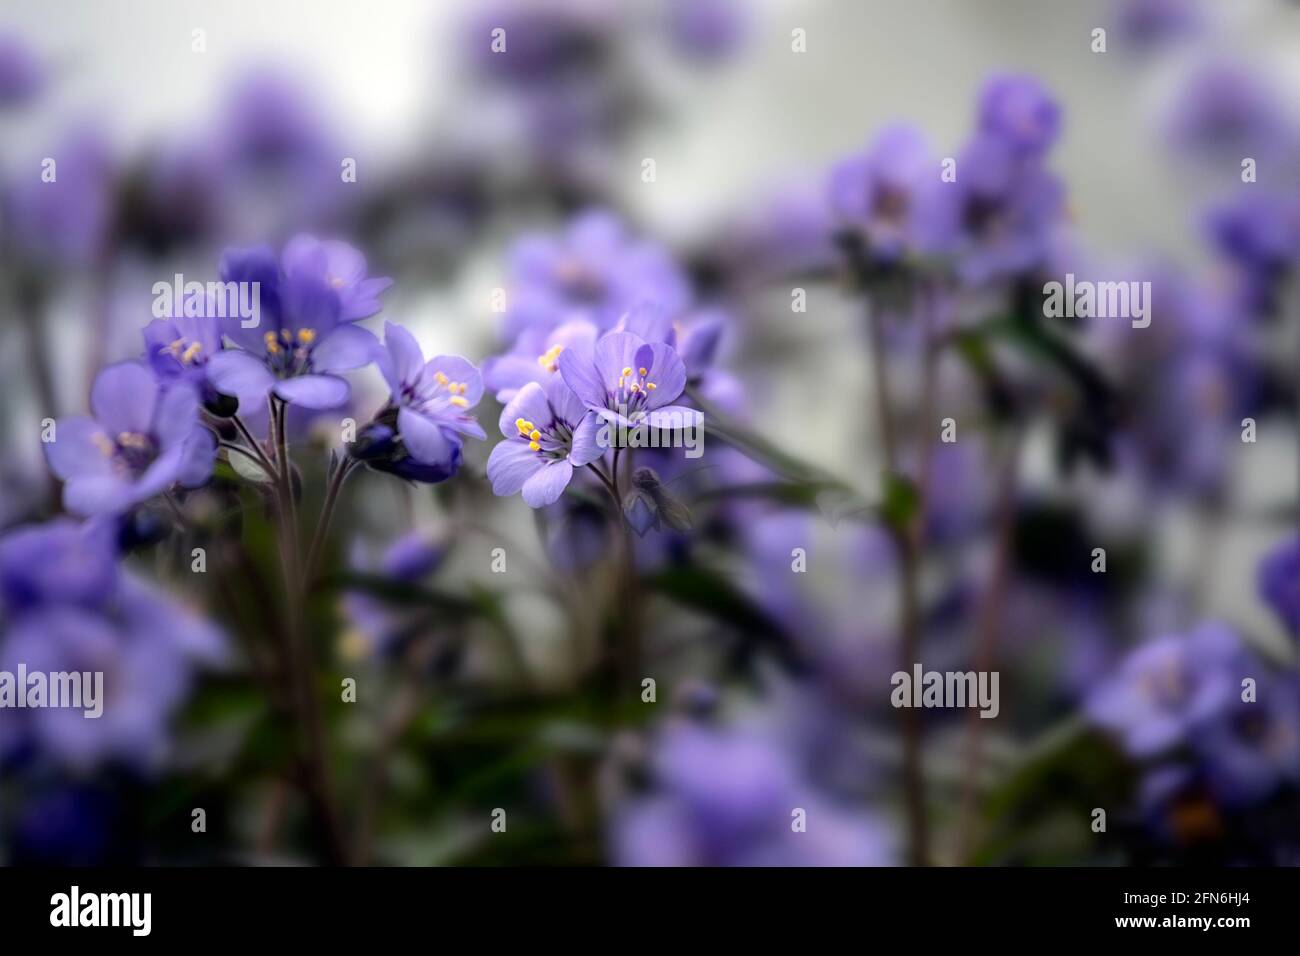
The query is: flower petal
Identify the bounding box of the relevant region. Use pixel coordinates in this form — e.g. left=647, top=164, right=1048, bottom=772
left=381, top=321, right=425, bottom=393
left=634, top=343, right=687, bottom=408
left=274, top=374, right=350, bottom=409
left=425, top=355, right=484, bottom=407
left=397, top=406, right=453, bottom=464
left=521, top=459, right=575, bottom=507
left=91, top=362, right=158, bottom=436
left=569, top=411, right=604, bottom=466
left=312, top=323, right=378, bottom=373
left=44, top=416, right=114, bottom=480
left=487, top=439, right=542, bottom=497
left=557, top=348, right=607, bottom=409
left=153, top=384, right=200, bottom=450
left=497, top=381, right=553, bottom=438
left=207, top=349, right=275, bottom=406
left=644, top=404, right=704, bottom=430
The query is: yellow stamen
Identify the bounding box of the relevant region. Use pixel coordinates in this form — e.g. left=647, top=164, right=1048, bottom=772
left=529, top=429, right=541, bottom=441
left=435, top=371, right=449, bottom=385
left=622, top=367, right=633, bottom=377
left=528, top=440, right=540, bottom=452
left=450, top=396, right=469, bottom=408
left=181, top=342, right=203, bottom=364
left=647, top=382, right=657, bottom=390
left=638, top=367, right=647, bottom=376
left=297, top=328, right=316, bottom=344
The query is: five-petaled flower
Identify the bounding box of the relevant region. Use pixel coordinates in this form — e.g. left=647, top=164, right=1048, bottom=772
left=44, top=362, right=216, bottom=516
left=487, top=375, right=603, bottom=507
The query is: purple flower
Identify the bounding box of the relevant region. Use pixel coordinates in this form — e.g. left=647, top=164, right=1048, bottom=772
left=558, top=330, right=701, bottom=431
left=0, top=31, right=42, bottom=107
left=915, top=133, right=1066, bottom=284
left=1115, top=0, right=1203, bottom=50
left=487, top=375, right=603, bottom=507
left=4, top=125, right=114, bottom=266
left=611, top=718, right=893, bottom=866
left=1258, top=533, right=1300, bottom=639
left=282, top=234, right=394, bottom=321
left=829, top=124, right=932, bottom=263
left=0, top=519, right=118, bottom=614
left=665, top=0, right=749, bottom=63
left=1194, top=674, right=1300, bottom=807
left=1086, top=623, right=1243, bottom=758
left=482, top=317, right=598, bottom=402
left=1204, top=189, right=1300, bottom=316
left=43, top=363, right=216, bottom=517
left=0, top=575, right=223, bottom=771
left=141, top=299, right=223, bottom=400
left=206, top=240, right=385, bottom=411
left=1164, top=60, right=1293, bottom=166
left=342, top=531, right=448, bottom=658
left=0, top=519, right=224, bottom=771
left=504, top=211, right=691, bottom=337
left=976, top=73, right=1062, bottom=157
left=377, top=322, right=486, bottom=468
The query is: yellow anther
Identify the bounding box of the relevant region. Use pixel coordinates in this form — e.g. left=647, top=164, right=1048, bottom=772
left=117, top=431, right=148, bottom=450
left=435, top=371, right=449, bottom=385
left=638, top=367, right=647, bottom=376
left=92, top=433, right=115, bottom=457
left=529, top=429, right=541, bottom=441
left=647, top=382, right=657, bottom=390
left=450, top=396, right=469, bottom=408
left=622, top=367, right=633, bottom=377
left=297, top=328, right=316, bottom=344
left=528, top=440, right=541, bottom=452
left=181, top=342, right=203, bottom=364
left=515, top=418, right=527, bottom=430
left=537, top=344, right=564, bottom=372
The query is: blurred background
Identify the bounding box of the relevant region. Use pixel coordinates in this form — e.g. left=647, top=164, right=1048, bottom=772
left=1, top=0, right=1300, bottom=865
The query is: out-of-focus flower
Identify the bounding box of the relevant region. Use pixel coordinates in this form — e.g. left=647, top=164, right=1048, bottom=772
left=141, top=301, right=224, bottom=404
left=487, top=375, right=602, bottom=507
left=0, top=519, right=118, bottom=614
left=282, top=235, right=394, bottom=321
left=558, top=330, right=701, bottom=430
left=1163, top=60, right=1293, bottom=167
left=482, top=318, right=598, bottom=402
left=462, top=0, right=618, bottom=85
left=915, top=133, right=1066, bottom=285
left=1085, top=623, right=1243, bottom=758
left=207, top=239, right=385, bottom=410
left=44, top=363, right=215, bottom=517
left=611, top=718, right=893, bottom=866
left=1258, top=533, right=1300, bottom=640
left=376, top=322, right=486, bottom=469
left=0, top=31, right=42, bottom=107
left=1203, top=189, right=1300, bottom=316
left=341, top=530, right=447, bottom=658
left=665, top=0, right=749, bottom=63
left=502, top=211, right=691, bottom=338
left=1114, top=0, right=1203, bottom=51
left=0, top=520, right=224, bottom=771
left=1194, top=673, right=1300, bottom=807
left=4, top=125, right=114, bottom=267
left=829, top=124, right=932, bottom=264
left=976, top=73, right=1062, bottom=157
